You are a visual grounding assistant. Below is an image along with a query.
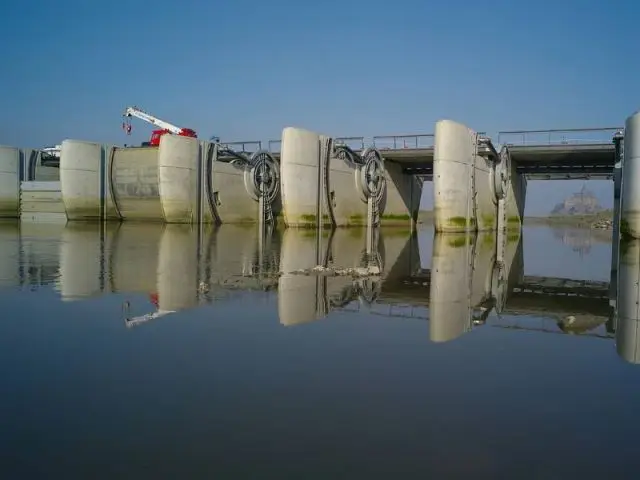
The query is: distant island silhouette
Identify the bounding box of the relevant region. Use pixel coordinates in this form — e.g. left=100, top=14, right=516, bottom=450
left=550, top=184, right=604, bottom=216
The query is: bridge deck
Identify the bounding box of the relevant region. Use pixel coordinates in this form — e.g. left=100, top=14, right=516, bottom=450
left=269, top=144, right=616, bottom=179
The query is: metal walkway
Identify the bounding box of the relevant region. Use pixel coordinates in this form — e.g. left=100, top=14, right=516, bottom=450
left=226, top=126, right=622, bottom=180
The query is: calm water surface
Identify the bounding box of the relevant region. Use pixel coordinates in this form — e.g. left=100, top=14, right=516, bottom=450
left=0, top=221, right=639, bottom=479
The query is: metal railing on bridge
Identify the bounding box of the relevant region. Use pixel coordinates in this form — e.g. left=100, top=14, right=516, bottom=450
left=266, top=136, right=366, bottom=153
left=218, top=140, right=263, bottom=153
left=264, top=134, right=436, bottom=153
left=372, top=134, right=435, bottom=150
left=498, top=127, right=623, bottom=147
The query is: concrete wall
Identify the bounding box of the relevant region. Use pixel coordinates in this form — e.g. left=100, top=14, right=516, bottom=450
left=622, top=111, right=640, bottom=238
left=158, top=135, right=200, bottom=223
left=382, top=162, right=422, bottom=227
left=475, top=153, right=496, bottom=232
left=210, top=161, right=260, bottom=224
left=0, top=146, right=22, bottom=217
left=280, top=127, right=419, bottom=228
left=505, top=168, right=527, bottom=229
left=327, top=145, right=368, bottom=226
left=20, top=181, right=66, bottom=223
left=433, top=120, right=498, bottom=233
left=111, top=146, right=162, bottom=221
left=0, top=146, right=66, bottom=220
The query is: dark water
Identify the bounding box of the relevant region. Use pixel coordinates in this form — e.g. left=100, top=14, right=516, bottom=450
left=0, top=221, right=639, bottom=479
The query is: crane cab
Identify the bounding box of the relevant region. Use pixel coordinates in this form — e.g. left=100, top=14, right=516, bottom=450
left=145, top=128, right=198, bottom=147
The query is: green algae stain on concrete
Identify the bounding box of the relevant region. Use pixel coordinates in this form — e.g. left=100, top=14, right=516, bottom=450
left=448, top=216, right=468, bottom=227
left=621, top=217, right=631, bottom=239
left=382, top=214, right=411, bottom=221
left=480, top=213, right=495, bottom=229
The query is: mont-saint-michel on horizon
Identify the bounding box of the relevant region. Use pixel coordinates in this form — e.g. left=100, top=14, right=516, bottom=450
left=418, top=184, right=613, bottom=228
left=550, top=184, right=605, bottom=217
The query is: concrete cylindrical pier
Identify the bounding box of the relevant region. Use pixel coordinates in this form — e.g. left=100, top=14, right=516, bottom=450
left=280, top=127, right=322, bottom=227
left=621, top=111, right=640, bottom=237
left=433, top=120, right=478, bottom=233
left=0, top=146, right=22, bottom=218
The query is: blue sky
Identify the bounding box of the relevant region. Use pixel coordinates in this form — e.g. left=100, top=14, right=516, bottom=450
left=1, top=0, right=636, bottom=215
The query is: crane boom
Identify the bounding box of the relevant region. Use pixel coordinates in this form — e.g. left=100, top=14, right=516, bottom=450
left=122, top=106, right=198, bottom=146
left=123, top=106, right=183, bottom=134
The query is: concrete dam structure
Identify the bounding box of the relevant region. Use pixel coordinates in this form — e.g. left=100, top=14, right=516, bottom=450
left=59, top=135, right=282, bottom=224
left=1, top=109, right=636, bottom=233
left=59, top=127, right=423, bottom=228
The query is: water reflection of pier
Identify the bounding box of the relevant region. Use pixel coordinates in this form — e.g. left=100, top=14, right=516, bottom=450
left=0, top=221, right=637, bottom=364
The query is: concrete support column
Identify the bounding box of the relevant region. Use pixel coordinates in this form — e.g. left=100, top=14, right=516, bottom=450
left=434, top=121, right=476, bottom=232
left=280, top=127, right=323, bottom=228
left=0, top=145, right=22, bottom=218
left=621, top=111, right=640, bottom=237
left=434, top=120, right=497, bottom=232
left=158, top=135, right=201, bottom=223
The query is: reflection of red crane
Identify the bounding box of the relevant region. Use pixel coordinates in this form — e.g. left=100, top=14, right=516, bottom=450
left=149, top=292, right=159, bottom=307
left=122, top=106, right=197, bottom=146
left=122, top=293, right=174, bottom=328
